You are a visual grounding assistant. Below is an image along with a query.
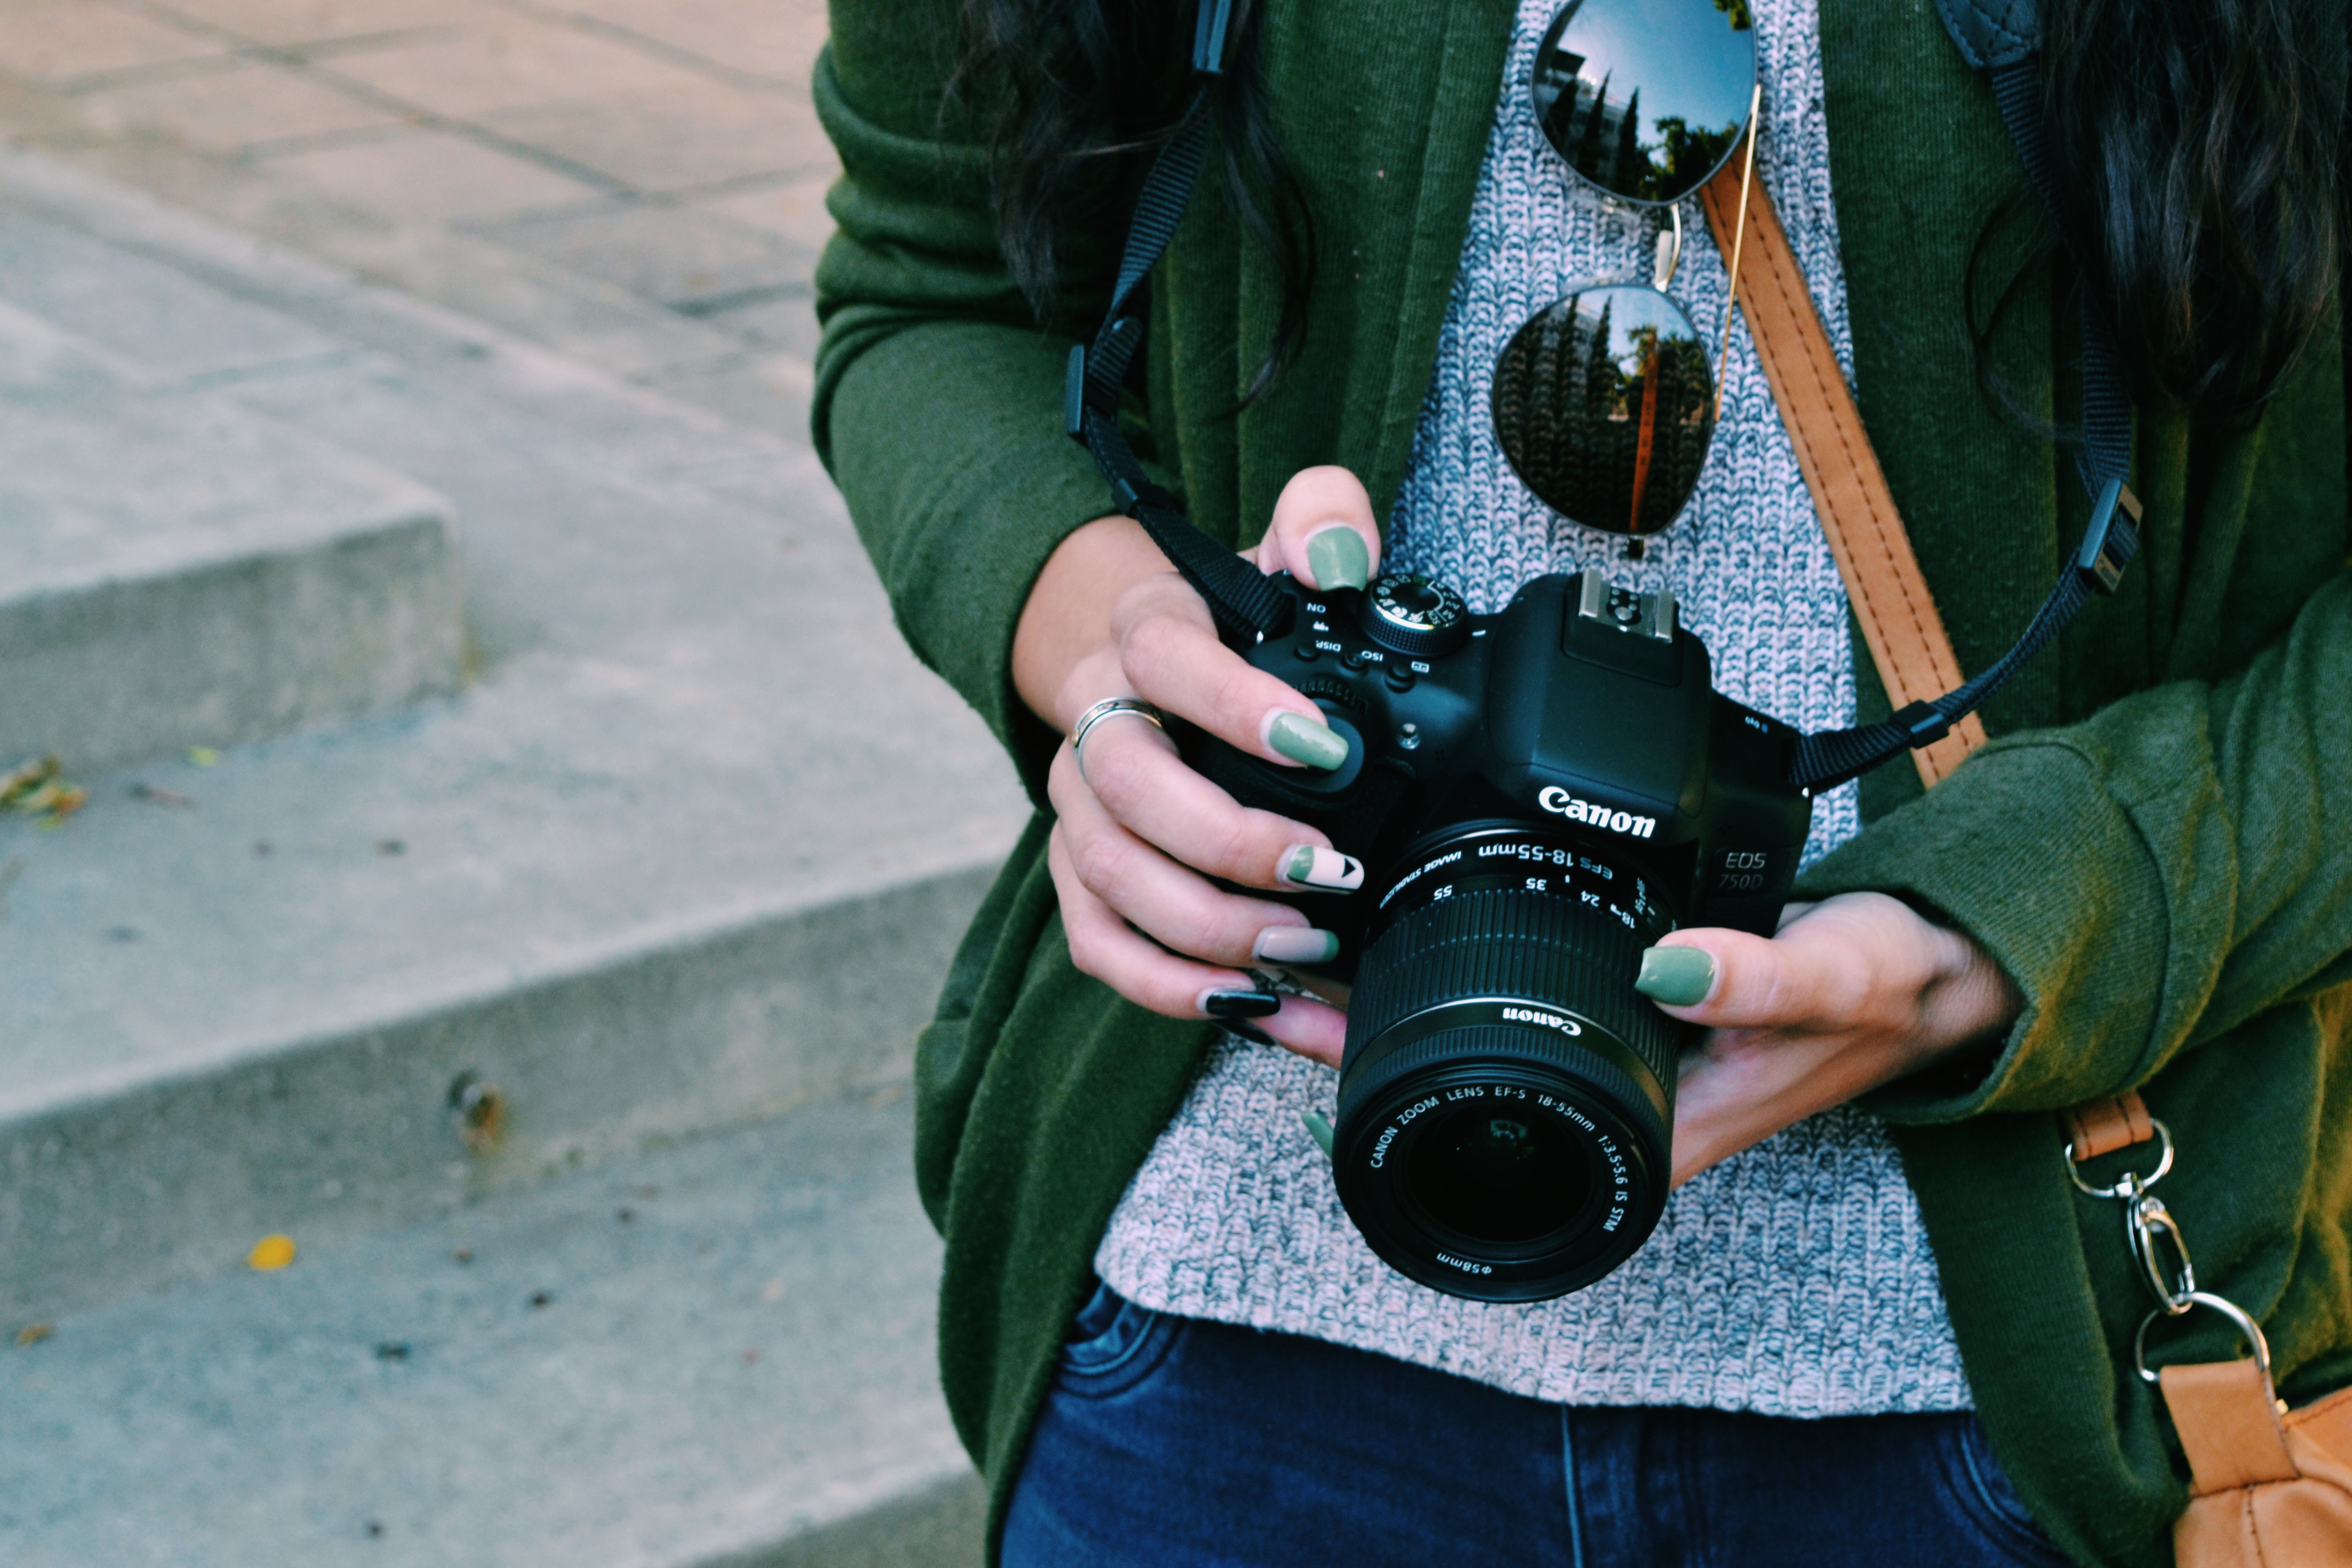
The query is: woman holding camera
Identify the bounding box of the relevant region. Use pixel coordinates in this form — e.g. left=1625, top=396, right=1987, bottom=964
left=813, top=0, right=2352, bottom=1561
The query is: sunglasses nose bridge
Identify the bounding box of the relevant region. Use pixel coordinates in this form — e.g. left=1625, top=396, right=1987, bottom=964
left=1652, top=206, right=1683, bottom=291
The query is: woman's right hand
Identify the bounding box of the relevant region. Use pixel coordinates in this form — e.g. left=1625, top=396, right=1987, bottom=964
left=1015, top=467, right=1386, bottom=1068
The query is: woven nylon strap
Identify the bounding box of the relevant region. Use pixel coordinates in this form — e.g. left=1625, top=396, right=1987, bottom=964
left=1694, top=146, right=2138, bottom=793
left=1932, top=0, right=2133, bottom=495
left=1063, top=12, right=1288, bottom=646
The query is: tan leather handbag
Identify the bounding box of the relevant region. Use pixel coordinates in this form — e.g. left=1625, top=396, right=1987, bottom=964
left=1697, top=152, right=2352, bottom=1567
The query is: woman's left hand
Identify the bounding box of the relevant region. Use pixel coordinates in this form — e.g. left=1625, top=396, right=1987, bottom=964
left=1644, top=893, right=2024, bottom=1187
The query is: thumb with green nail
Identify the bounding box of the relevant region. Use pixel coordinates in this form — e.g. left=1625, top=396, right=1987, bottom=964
left=1635, top=893, right=2025, bottom=1189
left=1246, top=465, right=1382, bottom=593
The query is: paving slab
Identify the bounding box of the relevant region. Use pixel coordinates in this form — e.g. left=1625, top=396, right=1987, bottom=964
left=539, top=0, right=830, bottom=88
left=0, top=151, right=1029, bottom=1321
left=473, top=82, right=832, bottom=193
left=465, top=198, right=811, bottom=310
left=0, top=1095, right=985, bottom=1568
left=141, top=0, right=486, bottom=48
left=259, top=125, right=603, bottom=225
left=0, top=2, right=230, bottom=85
left=75, top=59, right=406, bottom=153
left=312, top=17, right=715, bottom=119
left=0, top=0, right=844, bottom=415
left=0, top=291, right=461, bottom=772
left=696, top=290, right=821, bottom=357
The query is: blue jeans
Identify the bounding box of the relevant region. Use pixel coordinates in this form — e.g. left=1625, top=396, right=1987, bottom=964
left=1002, top=1284, right=2071, bottom=1568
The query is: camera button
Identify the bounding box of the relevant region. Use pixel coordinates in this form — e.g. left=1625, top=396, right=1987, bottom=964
left=1292, top=642, right=1321, bottom=663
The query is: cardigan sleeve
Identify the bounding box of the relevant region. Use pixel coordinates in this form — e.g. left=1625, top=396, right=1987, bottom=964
left=1797, top=568, right=2352, bottom=1120
left=811, top=0, right=1123, bottom=805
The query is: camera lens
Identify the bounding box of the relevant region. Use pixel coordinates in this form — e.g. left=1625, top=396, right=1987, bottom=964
left=1331, top=823, right=1682, bottom=1302
left=1410, top=1110, right=1588, bottom=1242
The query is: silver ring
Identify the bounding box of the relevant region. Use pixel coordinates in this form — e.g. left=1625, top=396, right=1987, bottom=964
left=1070, top=698, right=1165, bottom=783
left=2135, top=1292, right=2273, bottom=1386
left=2066, top=1117, right=2174, bottom=1198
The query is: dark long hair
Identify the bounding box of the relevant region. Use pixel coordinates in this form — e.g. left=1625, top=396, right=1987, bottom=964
left=2032, top=0, right=2345, bottom=416
left=962, top=0, right=2343, bottom=419
left=949, top=0, right=1312, bottom=398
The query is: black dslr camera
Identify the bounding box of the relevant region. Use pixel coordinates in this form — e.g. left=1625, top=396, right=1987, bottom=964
left=1184, top=568, right=1812, bottom=1302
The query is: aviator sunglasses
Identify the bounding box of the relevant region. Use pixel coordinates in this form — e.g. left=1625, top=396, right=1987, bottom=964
left=1493, top=0, right=1763, bottom=541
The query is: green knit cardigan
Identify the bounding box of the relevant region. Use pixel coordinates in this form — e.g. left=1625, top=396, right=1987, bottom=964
left=811, top=1, right=2352, bottom=1562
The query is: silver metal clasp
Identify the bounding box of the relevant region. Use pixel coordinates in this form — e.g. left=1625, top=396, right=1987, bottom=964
left=2129, top=1188, right=2196, bottom=1314
left=2068, top=1118, right=2276, bottom=1399
left=2135, top=1293, right=2274, bottom=1389
left=2067, top=1118, right=2194, bottom=1313
left=2065, top=1115, right=2174, bottom=1198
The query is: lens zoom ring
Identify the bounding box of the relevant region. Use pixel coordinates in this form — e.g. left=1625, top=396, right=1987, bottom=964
left=1350, top=888, right=1680, bottom=1090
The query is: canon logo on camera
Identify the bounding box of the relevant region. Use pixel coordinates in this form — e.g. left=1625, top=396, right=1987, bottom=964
left=1535, top=787, right=1657, bottom=839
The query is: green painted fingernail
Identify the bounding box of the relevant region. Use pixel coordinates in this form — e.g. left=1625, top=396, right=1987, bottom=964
left=1302, top=1111, right=1334, bottom=1157
left=1306, top=527, right=1370, bottom=591
left=1254, top=926, right=1341, bottom=964
left=1634, top=945, right=1716, bottom=1008
left=1269, top=711, right=1349, bottom=770
left=1280, top=844, right=1364, bottom=891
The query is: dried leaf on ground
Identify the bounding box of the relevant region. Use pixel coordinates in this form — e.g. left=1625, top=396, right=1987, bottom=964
left=448, top=1073, right=506, bottom=1153
left=248, top=1234, right=297, bottom=1270
left=3, top=757, right=88, bottom=824
left=0, top=755, right=56, bottom=803
left=15, top=1323, right=53, bottom=1347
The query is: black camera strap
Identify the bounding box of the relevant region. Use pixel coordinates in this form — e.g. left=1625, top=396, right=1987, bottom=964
left=1786, top=0, right=2142, bottom=790
left=1063, top=0, right=1289, bottom=646
left=1068, top=0, right=2139, bottom=795
left=1784, top=474, right=2136, bottom=789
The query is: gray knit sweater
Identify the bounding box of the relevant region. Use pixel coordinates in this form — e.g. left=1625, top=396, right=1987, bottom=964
left=1094, top=0, right=1972, bottom=1415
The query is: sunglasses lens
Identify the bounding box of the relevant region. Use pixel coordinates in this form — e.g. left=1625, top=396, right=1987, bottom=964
left=1532, top=0, right=1756, bottom=204
left=1491, top=285, right=1716, bottom=536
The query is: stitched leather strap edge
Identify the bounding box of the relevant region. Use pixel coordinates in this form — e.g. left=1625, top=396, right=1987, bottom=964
left=2063, top=1091, right=2157, bottom=1162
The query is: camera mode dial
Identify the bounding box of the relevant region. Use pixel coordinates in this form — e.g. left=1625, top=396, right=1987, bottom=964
left=1362, top=573, right=1469, bottom=658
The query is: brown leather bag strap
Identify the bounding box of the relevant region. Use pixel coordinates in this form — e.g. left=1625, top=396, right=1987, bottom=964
left=2160, top=1361, right=2302, bottom=1492
left=1697, top=155, right=1987, bottom=789
left=1694, top=147, right=2148, bottom=1156
left=2063, top=1092, right=2157, bottom=1163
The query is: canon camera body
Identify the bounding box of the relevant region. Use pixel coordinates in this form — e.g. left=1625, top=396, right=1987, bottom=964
left=1186, top=567, right=1812, bottom=1302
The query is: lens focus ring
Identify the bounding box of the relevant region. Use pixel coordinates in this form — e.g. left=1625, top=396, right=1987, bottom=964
left=1348, top=886, right=1681, bottom=1093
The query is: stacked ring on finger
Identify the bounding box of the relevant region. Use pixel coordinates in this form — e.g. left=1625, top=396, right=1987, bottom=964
left=1070, top=697, right=1167, bottom=785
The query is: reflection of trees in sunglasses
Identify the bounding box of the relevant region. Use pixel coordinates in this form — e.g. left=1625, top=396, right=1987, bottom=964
left=1534, top=58, right=1744, bottom=203
left=1493, top=292, right=1714, bottom=535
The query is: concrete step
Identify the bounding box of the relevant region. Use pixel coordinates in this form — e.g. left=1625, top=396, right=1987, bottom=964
left=0, top=1095, right=985, bottom=1568
left=0, top=281, right=460, bottom=773
left=0, top=150, right=1031, bottom=1322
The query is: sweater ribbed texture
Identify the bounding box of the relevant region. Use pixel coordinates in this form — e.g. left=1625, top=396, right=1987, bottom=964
left=1095, top=0, right=1971, bottom=1416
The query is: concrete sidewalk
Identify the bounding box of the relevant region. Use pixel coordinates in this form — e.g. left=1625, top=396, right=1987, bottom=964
left=0, top=0, right=839, bottom=434
left=0, top=10, right=1015, bottom=1559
